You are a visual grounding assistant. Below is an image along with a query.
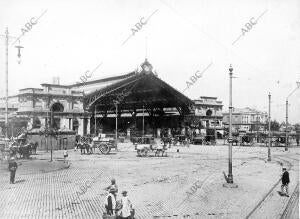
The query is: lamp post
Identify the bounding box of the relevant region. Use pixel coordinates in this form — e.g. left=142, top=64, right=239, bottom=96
left=223, top=64, right=238, bottom=188
left=228, top=65, right=234, bottom=184
left=285, top=81, right=300, bottom=151
left=50, top=109, right=53, bottom=162
left=5, top=28, right=8, bottom=138
left=267, top=92, right=271, bottom=161
left=1, top=28, right=23, bottom=139
left=214, top=108, right=217, bottom=145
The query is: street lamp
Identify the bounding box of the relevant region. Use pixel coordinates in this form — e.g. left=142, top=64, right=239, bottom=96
left=285, top=81, right=300, bottom=151
left=1, top=28, right=23, bottom=139
left=223, top=64, right=238, bottom=188
left=267, top=92, right=271, bottom=161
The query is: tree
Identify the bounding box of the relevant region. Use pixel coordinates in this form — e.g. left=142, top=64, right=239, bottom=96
left=270, top=120, right=280, bottom=131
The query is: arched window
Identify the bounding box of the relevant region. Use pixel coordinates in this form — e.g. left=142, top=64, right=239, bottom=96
left=51, top=102, right=64, bottom=112
left=206, top=109, right=212, bottom=116
left=32, top=117, right=41, bottom=129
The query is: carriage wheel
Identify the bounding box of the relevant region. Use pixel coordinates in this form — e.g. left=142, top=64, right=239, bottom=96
left=99, top=143, right=111, bottom=154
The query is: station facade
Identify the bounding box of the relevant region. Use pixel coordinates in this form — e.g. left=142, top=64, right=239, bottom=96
left=0, top=60, right=223, bottom=138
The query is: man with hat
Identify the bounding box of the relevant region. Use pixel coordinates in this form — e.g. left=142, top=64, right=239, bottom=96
left=105, top=178, right=118, bottom=199
left=118, top=190, right=133, bottom=219
left=8, top=156, right=18, bottom=184
left=281, top=167, right=290, bottom=197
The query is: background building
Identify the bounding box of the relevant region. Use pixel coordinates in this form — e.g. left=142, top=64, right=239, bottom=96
left=223, top=107, right=268, bottom=132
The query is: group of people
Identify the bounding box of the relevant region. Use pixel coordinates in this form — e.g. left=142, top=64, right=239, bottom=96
left=104, top=179, right=134, bottom=219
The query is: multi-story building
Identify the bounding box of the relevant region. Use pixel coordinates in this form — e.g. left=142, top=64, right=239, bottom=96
left=192, top=96, right=223, bottom=137
left=223, top=107, right=268, bottom=132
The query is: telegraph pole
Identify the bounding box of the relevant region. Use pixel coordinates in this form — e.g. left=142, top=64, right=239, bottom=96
left=285, top=82, right=300, bottom=151
left=223, top=65, right=237, bottom=188
left=5, top=28, right=9, bottom=138
left=267, top=92, right=271, bottom=161
left=1, top=27, right=23, bottom=139
left=214, top=108, right=217, bottom=145
left=285, top=100, right=288, bottom=151
left=228, top=65, right=234, bottom=183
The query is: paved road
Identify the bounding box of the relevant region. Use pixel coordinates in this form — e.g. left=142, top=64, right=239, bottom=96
left=0, top=145, right=299, bottom=218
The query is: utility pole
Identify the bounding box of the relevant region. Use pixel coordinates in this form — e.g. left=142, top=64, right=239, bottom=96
left=1, top=28, right=23, bottom=139
left=50, top=109, right=53, bottom=162
left=267, top=92, right=271, bottom=161
left=285, top=82, right=300, bottom=151
left=214, top=108, right=217, bottom=145
left=223, top=64, right=237, bottom=188
left=5, top=28, right=9, bottom=138
left=285, top=100, right=288, bottom=151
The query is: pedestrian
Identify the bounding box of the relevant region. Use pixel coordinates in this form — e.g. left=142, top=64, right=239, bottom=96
left=281, top=168, right=290, bottom=197
left=63, top=147, right=68, bottom=163
left=105, top=178, right=118, bottom=199
left=117, top=191, right=134, bottom=219
left=104, top=188, right=116, bottom=216
left=8, top=157, right=18, bottom=184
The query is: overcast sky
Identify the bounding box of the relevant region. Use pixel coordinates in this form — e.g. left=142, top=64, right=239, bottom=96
left=0, top=0, right=299, bottom=123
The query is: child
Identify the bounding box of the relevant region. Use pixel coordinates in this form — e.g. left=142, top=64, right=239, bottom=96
left=63, top=147, right=68, bottom=163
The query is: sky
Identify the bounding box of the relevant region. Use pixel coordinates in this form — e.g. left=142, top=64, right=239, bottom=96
left=0, top=0, right=299, bottom=123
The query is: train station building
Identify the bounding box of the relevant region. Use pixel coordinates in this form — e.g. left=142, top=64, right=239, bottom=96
left=0, top=59, right=197, bottom=138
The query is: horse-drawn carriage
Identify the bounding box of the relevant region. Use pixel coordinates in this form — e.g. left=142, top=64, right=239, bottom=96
left=191, top=134, right=204, bottom=145
left=92, top=133, right=117, bottom=154
left=172, top=135, right=190, bottom=147
left=240, top=133, right=255, bottom=146
left=203, top=135, right=216, bottom=145
left=272, top=133, right=289, bottom=147
left=0, top=135, right=38, bottom=160
left=76, top=134, right=117, bottom=155
left=134, top=136, right=167, bottom=157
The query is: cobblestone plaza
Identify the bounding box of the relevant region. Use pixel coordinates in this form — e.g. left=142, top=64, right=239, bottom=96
left=0, top=144, right=299, bottom=218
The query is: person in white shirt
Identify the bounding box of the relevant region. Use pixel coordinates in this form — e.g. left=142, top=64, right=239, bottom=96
left=119, top=191, right=133, bottom=219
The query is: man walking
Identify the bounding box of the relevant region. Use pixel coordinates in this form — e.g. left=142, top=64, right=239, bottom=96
left=281, top=168, right=290, bottom=197
left=8, top=157, right=18, bottom=184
